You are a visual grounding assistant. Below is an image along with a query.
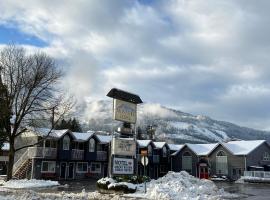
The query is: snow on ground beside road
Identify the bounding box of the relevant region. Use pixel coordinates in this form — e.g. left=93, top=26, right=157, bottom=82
left=0, top=189, right=119, bottom=200
left=1, top=179, right=59, bottom=189
left=126, top=171, right=238, bottom=200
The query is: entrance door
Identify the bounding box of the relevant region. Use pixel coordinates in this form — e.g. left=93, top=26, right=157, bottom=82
left=103, top=164, right=108, bottom=177
left=199, top=166, right=209, bottom=179
left=60, top=162, right=67, bottom=179
left=68, top=162, right=75, bottom=179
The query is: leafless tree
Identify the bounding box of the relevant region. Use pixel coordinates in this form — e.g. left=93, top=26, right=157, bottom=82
left=0, top=45, right=73, bottom=180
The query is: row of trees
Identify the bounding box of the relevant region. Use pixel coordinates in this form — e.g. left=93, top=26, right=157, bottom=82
left=55, top=118, right=82, bottom=132
left=0, top=45, right=73, bottom=180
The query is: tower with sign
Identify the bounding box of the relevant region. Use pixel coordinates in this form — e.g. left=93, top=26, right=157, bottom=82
left=107, top=88, right=143, bottom=177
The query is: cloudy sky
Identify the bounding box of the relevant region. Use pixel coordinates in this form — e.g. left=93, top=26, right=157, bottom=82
left=0, top=0, right=270, bottom=130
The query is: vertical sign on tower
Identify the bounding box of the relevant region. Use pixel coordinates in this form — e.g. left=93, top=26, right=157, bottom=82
left=107, top=88, right=143, bottom=177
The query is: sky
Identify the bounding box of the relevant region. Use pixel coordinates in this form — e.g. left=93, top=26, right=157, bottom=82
left=0, top=0, right=270, bottom=130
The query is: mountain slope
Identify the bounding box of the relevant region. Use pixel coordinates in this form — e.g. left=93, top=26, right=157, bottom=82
left=79, top=100, right=270, bottom=143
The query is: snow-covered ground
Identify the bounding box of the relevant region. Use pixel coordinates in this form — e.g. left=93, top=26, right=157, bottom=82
left=237, top=176, right=270, bottom=183
left=0, top=172, right=239, bottom=200
left=125, top=171, right=238, bottom=200
left=0, top=179, right=59, bottom=189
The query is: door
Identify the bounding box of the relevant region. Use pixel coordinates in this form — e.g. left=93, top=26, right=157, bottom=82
left=103, top=164, right=108, bottom=177
left=60, top=162, right=67, bottom=179
left=199, top=166, right=209, bottom=179
left=68, top=162, right=75, bottom=179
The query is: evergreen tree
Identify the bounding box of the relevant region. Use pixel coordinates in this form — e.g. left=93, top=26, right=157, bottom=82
left=71, top=118, right=82, bottom=132
left=137, top=126, right=144, bottom=140
left=55, top=118, right=82, bottom=132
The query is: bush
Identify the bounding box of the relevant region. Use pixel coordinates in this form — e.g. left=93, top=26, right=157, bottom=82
left=97, top=175, right=150, bottom=193
left=113, top=175, right=150, bottom=184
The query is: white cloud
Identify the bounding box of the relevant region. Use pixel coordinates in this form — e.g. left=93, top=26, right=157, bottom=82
left=1, top=0, right=270, bottom=130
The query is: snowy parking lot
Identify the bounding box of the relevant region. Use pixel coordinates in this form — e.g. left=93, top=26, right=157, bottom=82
left=0, top=171, right=239, bottom=200
left=0, top=172, right=269, bottom=200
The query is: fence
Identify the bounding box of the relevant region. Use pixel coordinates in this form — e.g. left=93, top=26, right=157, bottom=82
left=244, top=171, right=270, bottom=178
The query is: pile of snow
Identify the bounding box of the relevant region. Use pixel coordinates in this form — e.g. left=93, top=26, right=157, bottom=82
left=0, top=189, right=113, bottom=200
left=108, top=182, right=136, bottom=190
left=127, top=171, right=237, bottom=200
left=1, top=179, right=59, bottom=189
left=97, top=177, right=115, bottom=185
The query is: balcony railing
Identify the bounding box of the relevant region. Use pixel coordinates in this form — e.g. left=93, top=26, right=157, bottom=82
left=96, top=151, right=107, bottom=161
left=153, top=155, right=160, bottom=163
left=28, top=147, right=57, bottom=159
left=244, top=171, right=270, bottom=178
left=72, top=149, right=84, bottom=160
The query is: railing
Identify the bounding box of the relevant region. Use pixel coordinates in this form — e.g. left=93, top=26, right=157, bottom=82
left=72, top=149, right=84, bottom=160
left=244, top=171, right=270, bottom=178
left=13, top=147, right=57, bottom=175
left=28, top=147, right=57, bottom=159
left=0, top=156, right=8, bottom=162
left=96, top=151, right=107, bottom=161
left=153, top=155, right=160, bottom=163
left=13, top=149, right=29, bottom=174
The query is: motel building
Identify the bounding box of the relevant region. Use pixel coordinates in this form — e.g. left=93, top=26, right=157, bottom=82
left=9, top=127, right=270, bottom=181
left=0, top=143, right=9, bottom=175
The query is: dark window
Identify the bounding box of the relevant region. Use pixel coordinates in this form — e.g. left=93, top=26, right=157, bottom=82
left=45, top=140, right=51, bottom=147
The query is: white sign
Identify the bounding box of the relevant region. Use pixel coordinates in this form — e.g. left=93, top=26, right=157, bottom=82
left=141, top=156, right=149, bottom=166
left=113, top=99, right=137, bottom=124
left=113, top=157, right=134, bottom=175
left=111, top=138, right=136, bottom=156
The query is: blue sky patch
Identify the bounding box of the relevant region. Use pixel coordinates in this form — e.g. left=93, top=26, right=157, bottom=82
left=0, top=25, right=47, bottom=47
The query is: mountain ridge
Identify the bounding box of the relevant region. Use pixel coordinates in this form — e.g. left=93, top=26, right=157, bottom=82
left=78, top=100, right=270, bottom=143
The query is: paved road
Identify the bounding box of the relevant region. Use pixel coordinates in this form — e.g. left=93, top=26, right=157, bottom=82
left=216, top=181, right=270, bottom=200
left=34, top=179, right=98, bottom=194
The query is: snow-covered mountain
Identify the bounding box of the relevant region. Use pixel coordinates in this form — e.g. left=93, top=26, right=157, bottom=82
left=79, top=100, right=270, bottom=143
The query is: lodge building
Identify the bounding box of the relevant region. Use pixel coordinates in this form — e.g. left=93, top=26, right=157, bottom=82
left=6, top=128, right=270, bottom=181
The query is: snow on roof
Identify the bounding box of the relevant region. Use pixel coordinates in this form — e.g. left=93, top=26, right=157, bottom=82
left=222, top=140, right=265, bottom=155
left=137, top=140, right=152, bottom=148
left=1, top=143, right=10, bottom=151
left=249, top=166, right=264, bottom=169
left=96, top=134, right=112, bottom=144
left=168, top=144, right=184, bottom=151
left=153, top=142, right=167, bottom=149
left=186, top=143, right=219, bottom=156
left=29, top=128, right=69, bottom=139
left=72, top=132, right=94, bottom=142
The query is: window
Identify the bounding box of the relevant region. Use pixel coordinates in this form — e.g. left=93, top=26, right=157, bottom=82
left=41, top=161, right=56, bottom=173
left=216, top=151, right=228, bottom=175
left=148, top=145, right=152, bottom=156
left=97, top=143, right=103, bottom=151
left=45, top=140, right=51, bottom=147
left=89, top=139, right=95, bottom=152
left=263, top=152, right=270, bottom=161
left=63, top=135, right=70, bottom=150
left=162, top=146, right=167, bottom=157
left=160, top=165, right=167, bottom=173
left=182, top=151, right=192, bottom=174
left=78, top=142, right=84, bottom=150
left=45, top=140, right=57, bottom=148
left=76, top=162, right=88, bottom=173
left=90, top=162, right=101, bottom=173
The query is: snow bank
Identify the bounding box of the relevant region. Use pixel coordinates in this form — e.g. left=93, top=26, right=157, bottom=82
left=127, top=171, right=236, bottom=200
left=0, top=190, right=114, bottom=200
left=108, top=182, right=136, bottom=190
left=238, top=176, right=270, bottom=183
left=97, top=177, right=115, bottom=185
left=2, top=179, right=59, bottom=189
left=146, top=171, right=220, bottom=200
